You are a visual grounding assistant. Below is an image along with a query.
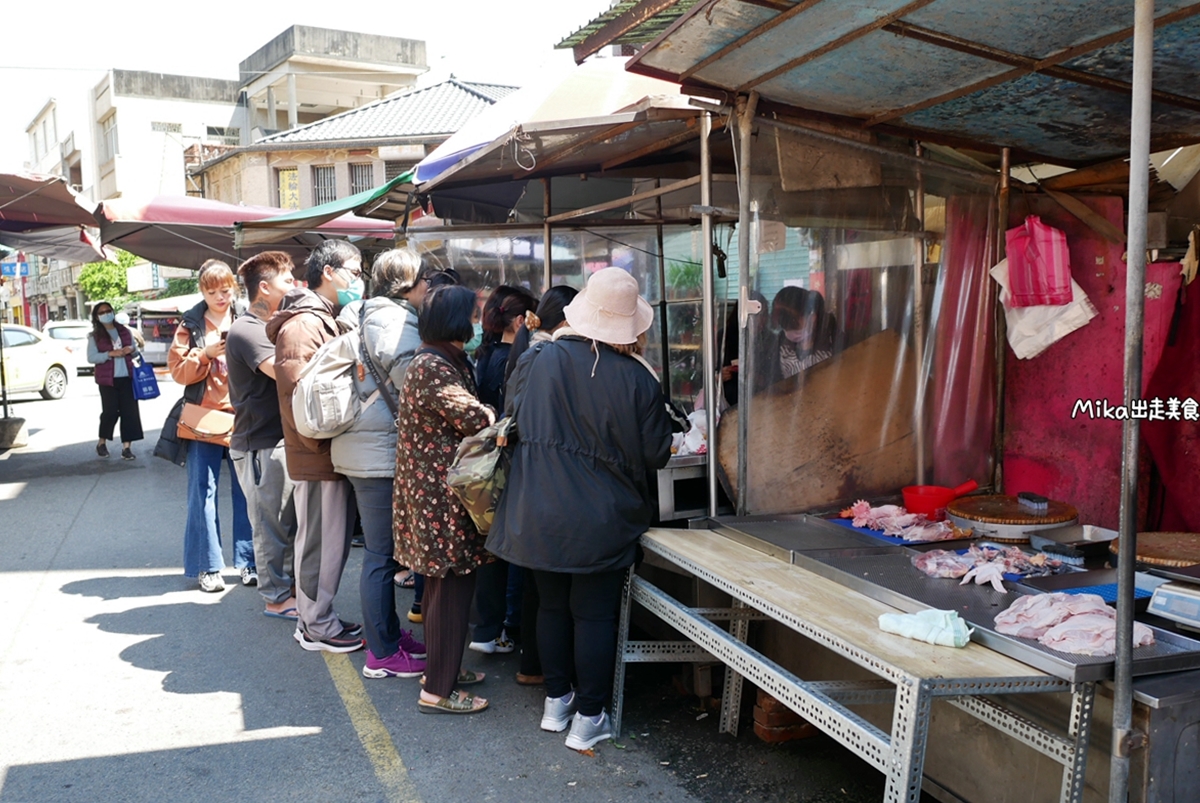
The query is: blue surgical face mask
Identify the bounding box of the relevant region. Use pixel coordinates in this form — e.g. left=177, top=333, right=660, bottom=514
left=336, top=278, right=364, bottom=306
left=464, top=321, right=483, bottom=353
left=98, top=312, right=115, bottom=325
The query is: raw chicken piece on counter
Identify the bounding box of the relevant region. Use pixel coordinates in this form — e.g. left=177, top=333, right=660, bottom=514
left=961, top=563, right=1007, bottom=593
left=993, top=592, right=1155, bottom=656
left=911, top=549, right=974, bottom=578
left=911, top=544, right=1068, bottom=587
left=993, top=592, right=1113, bottom=639
left=1039, top=613, right=1155, bottom=656
left=839, top=500, right=972, bottom=542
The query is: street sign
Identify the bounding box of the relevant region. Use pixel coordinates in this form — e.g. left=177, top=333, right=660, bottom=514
left=1, top=261, right=30, bottom=277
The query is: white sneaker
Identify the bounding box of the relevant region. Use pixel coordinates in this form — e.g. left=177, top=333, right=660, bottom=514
left=540, top=692, right=577, bottom=732
left=564, top=710, right=613, bottom=751
left=468, top=630, right=515, bottom=654
left=198, top=572, right=226, bottom=593
left=240, top=566, right=258, bottom=587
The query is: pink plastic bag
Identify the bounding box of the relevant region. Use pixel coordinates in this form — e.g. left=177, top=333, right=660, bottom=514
left=1005, top=215, right=1073, bottom=307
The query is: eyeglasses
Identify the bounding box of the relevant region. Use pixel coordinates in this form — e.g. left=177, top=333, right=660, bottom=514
left=336, top=265, right=363, bottom=280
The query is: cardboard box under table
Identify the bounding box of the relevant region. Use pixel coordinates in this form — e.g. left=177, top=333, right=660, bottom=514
left=616, top=528, right=1094, bottom=803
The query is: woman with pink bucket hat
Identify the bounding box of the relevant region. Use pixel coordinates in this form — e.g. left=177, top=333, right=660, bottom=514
left=486, top=267, right=675, bottom=751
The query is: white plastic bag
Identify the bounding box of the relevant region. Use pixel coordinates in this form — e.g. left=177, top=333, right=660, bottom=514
left=990, top=258, right=1098, bottom=359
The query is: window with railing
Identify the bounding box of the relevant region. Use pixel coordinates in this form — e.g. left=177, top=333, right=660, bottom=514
left=205, top=126, right=240, bottom=146
left=350, top=163, right=375, bottom=195
left=312, top=165, right=337, bottom=205
left=99, top=114, right=119, bottom=163
left=384, top=161, right=411, bottom=181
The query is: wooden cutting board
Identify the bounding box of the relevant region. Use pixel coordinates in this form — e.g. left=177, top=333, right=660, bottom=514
left=947, top=495, right=1078, bottom=543
left=1109, top=532, right=1200, bottom=567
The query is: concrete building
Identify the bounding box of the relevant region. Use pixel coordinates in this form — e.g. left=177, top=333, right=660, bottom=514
left=13, top=26, right=437, bottom=327
left=21, top=99, right=94, bottom=324
left=90, top=70, right=248, bottom=201
left=193, top=79, right=515, bottom=209
left=240, top=26, right=427, bottom=139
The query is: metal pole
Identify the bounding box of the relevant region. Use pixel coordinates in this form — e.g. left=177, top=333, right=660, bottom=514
left=655, top=181, right=671, bottom=397
left=735, top=92, right=759, bottom=516
left=700, top=113, right=719, bottom=517
left=1111, top=2, right=1154, bottom=801
left=914, top=143, right=927, bottom=483
left=542, top=177, right=552, bottom=291
left=995, top=147, right=1011, bottom=491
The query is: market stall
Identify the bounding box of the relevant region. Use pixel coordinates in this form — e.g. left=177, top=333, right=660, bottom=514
left=551, top=2, right=1200, bottom=802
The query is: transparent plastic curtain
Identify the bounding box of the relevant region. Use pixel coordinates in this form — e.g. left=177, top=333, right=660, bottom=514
left=408, top=224, right=709, bottom=400
left=712, top=123, right=999, bottom=514
left=931, top=194, right=999, bottom=487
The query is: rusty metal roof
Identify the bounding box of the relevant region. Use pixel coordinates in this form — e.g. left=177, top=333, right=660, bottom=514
left=556, top=0, right=705, bottom=62
left=591, top=0, right=1200, bottom=164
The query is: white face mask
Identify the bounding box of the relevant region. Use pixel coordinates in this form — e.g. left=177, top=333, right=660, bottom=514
left=98, top=312, right=116, bottom=325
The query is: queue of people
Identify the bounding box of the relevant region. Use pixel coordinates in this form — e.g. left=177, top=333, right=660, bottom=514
left=104, top=241, right=681, bottom=752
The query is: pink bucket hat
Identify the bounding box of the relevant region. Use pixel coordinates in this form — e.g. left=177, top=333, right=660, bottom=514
left=563, top=267, right=655, bottom=345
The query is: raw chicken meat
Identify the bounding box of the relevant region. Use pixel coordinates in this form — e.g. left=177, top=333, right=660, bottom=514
left=841, top=500, right=907, bottom=530
left=993, top=592, right=1112, bottom=639
left=1038, top=613, right=1155, bottom=656
left=911, top=550, right=974, bottom=578
left=895, top=520, right=968, bottom=542
left=960, top=563, right=1007, bottom=593
left=839, top=501, right=972, bottom=543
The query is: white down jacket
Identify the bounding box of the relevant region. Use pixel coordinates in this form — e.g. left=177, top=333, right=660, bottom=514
left=330, top=296, right=420, bottom=477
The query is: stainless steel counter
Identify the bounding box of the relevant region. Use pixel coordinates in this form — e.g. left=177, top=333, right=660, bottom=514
left=703, top=515, right=1200, bottom=683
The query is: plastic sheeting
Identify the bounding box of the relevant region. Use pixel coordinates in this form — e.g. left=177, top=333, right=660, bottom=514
left=713, top=124, right=1000, bottom=514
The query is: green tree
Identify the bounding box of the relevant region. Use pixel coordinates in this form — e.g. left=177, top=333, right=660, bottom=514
left=77, top=249, right=141, bottom=307
left=164, top=276, right=199, bottom=296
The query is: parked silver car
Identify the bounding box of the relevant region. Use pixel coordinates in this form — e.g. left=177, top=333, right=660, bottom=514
left=42, top=319, right=94, bottom=375
left=1, top=324, right=75, bottom=400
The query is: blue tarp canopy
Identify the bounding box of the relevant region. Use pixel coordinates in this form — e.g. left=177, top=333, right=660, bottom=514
left=619, top=0, right=1200, bottom=164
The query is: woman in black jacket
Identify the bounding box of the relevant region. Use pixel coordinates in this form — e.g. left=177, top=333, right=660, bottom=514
left=486, top=268, right=673, bottom=751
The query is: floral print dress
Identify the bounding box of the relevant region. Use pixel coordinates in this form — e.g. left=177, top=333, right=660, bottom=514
left=393, top=351, right=496, bottom=578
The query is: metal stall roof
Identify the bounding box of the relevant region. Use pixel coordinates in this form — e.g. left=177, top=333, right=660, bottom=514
left=610, top=0, right=1200, bottom=165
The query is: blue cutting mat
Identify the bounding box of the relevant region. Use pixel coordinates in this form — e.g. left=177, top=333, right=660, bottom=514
left=1057, top=584, right=1152, bottom=602
left=826, top=517, right=911, bottom=545
left=826, top=517, right=974, bottom=546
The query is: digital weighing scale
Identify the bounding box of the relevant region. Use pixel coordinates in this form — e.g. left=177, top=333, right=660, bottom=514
left=1148, top=583, right=1200, bottom=632
left=1146, top=564, right=1200, bottom=632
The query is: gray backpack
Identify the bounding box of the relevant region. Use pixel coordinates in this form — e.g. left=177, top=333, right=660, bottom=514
left=290, top=307, right=397, bottom=439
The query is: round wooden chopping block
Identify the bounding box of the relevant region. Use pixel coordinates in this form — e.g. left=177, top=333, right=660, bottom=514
left=946, top=495, right=1078, bottom=543
left=1108, top=532, right=1200, bottom=567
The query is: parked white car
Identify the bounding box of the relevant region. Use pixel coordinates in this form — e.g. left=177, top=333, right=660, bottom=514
left=1, top=324, right=75, bottom=400
left=42, top=319, right=94, bottom=375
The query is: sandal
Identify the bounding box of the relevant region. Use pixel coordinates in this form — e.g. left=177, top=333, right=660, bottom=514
left=418, top=689, right=488, bottom=715
left=393, top=570, right=416, bottom=589
left=420, top=669, right=485, bottom=687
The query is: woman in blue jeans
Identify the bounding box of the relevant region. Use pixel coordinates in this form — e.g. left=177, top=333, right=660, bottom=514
left=332, top=249, right=431, bottom=679
left=167, top=260, right=253, bottom=592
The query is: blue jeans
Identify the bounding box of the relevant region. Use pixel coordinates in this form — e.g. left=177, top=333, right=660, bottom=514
left=183, top=440, right=252, bottom=577
left=349, top=476, right=401, bottom=657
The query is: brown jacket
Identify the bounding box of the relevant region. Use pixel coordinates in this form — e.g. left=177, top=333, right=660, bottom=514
left=265, top=287, right=346, bottom=481
left=167, top=300, right=236, bottom=446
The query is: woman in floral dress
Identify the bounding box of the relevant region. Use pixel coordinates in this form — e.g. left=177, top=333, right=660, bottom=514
left=393, top=284, right=496, bottom=714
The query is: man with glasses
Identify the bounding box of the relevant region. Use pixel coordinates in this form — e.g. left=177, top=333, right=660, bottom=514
left=266, top=239, right=366, bottom=652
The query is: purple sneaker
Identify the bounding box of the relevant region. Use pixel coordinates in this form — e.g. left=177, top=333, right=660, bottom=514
left=398, top=629, right=427, bottom=659
left=362, top=649, right=426, bottom=679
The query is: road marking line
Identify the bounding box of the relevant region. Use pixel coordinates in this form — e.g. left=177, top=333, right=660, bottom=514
left=323, top=652, right=421, bottom=803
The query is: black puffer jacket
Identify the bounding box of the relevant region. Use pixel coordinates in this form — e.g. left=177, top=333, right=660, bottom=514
left=485, top=335, right=674, bottom=574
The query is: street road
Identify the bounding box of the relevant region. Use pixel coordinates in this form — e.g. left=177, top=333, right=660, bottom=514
left=0, top=371, right=891, bottom=803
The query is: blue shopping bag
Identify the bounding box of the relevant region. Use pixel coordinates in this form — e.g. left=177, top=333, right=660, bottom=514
left=131, top=356, right=160, bottom=401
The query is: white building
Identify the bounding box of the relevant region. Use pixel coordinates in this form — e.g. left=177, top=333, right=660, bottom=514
left=90, top=70, right=248, bottom=200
